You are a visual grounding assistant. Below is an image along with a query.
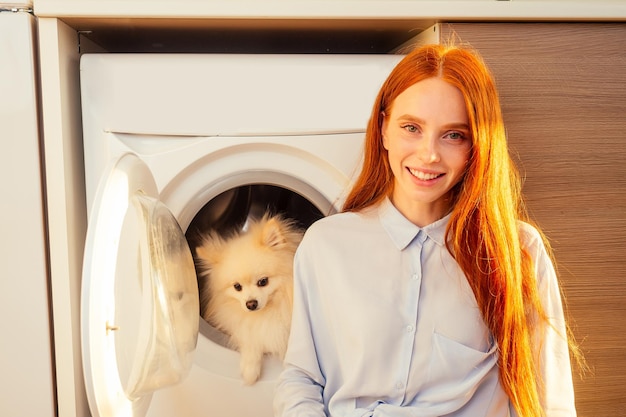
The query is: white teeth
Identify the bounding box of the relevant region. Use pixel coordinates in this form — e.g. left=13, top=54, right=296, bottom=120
left=409, top=168, right=441, bottom=180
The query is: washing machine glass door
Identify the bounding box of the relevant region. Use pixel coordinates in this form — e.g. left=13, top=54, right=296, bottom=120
left=82, top=153, right=199, bottom=417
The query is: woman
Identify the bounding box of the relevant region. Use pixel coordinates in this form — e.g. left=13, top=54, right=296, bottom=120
left=274, top=44, right=578, bottom=417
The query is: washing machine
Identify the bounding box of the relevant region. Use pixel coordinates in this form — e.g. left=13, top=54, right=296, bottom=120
left=79, top=53, right=402, bottom=417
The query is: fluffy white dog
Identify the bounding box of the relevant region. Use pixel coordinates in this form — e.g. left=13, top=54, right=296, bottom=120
left=195, top=215, right=303, bottom=384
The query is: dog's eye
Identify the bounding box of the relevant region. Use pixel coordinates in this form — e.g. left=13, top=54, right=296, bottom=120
left=257, top=277, right=268, bottom=287
left=233, top=283, right=242, bottom=291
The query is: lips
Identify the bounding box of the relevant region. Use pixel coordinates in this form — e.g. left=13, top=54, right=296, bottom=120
left=408, top=167, right=443, bottom=181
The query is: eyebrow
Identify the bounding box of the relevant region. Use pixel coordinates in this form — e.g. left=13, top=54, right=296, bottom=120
left=397, top=114, right=470, bottom=131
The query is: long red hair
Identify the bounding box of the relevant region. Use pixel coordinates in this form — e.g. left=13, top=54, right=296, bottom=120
left=343, top=44, right=548, bottom=416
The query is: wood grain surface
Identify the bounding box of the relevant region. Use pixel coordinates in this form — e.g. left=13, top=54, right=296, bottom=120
left=441, top=23, right=626, bottom=417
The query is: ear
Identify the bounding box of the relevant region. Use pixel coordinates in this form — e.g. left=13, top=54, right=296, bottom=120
left=381, top=111, right=390, bottom=150
left=261, top=217, right=287, bottom=249
left=195, top=234, right=224, bottom=267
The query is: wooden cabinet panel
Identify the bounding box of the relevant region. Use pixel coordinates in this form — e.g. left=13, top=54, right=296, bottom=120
left=441, top=23, right=626, bottom=416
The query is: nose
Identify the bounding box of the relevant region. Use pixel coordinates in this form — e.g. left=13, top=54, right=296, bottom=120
left=246, top=300, right=258, bottom=311
left=418, top=135, right=440, bottom=164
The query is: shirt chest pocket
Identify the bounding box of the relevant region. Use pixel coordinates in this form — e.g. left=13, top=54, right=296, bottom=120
left=420, top=332, right=499, bottom=405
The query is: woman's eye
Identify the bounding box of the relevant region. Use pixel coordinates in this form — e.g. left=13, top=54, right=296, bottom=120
left=257, top=277, right=269, bottom=287
left=402, top=124, right=418, bottom=133
left=446, top=131, right=465, bottom=140
left=233, top=283, right=242, bottom=291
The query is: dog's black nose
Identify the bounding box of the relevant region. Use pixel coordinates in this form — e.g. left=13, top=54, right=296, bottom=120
left=246, top=300, right=258, bottom=311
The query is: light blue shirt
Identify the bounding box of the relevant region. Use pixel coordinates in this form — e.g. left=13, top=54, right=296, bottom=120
left=274, top=198, right=576, bottom=417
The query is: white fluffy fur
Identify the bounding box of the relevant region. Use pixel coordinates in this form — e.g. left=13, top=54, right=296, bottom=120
left=195, top=215, right=303, bottom=384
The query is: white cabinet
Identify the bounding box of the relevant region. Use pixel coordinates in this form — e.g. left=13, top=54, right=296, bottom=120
left=0, top=9, right=55, bottom=417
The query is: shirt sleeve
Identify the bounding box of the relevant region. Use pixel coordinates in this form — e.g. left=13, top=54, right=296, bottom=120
left=522, top=223, right=577, bottom=417
left=274, top=240, right=328, bottom=417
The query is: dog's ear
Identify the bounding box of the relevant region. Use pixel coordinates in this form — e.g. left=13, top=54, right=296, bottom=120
left=261, top=217, right=288, bottom=249
left=195, top=234, right=224, bottom=267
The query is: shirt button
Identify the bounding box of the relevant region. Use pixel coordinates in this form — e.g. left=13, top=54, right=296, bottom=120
left=411, top=273, right=419, bottom=281
left=406, top=325, right=414, bottom=333
left=395, top=381, right=404, bottom=390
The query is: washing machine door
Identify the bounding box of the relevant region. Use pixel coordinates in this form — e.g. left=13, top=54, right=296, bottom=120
left=82, top=153, right=199, bottom=417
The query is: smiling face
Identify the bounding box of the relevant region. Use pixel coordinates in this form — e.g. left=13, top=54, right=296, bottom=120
left=382, top=77, right=472, bottom=226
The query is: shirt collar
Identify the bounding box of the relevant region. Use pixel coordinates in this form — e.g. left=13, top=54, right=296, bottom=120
left=378, top=198, right=449, bottom=250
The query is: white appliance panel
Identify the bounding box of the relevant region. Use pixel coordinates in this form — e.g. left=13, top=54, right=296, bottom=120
left=80, top=53, right=403, bottom=208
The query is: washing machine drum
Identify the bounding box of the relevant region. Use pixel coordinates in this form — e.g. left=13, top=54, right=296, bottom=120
left=186, top=183, right=324, bottom=247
